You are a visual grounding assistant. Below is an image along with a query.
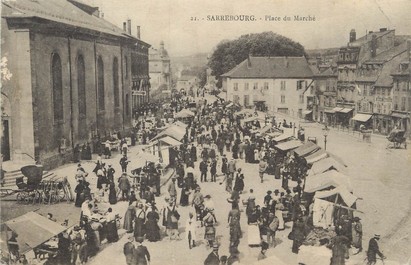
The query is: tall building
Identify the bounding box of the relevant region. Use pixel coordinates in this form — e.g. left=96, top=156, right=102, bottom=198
left=1, top=0, right=150, bottom=168
left=335, top=28, right=396, bottom=127
left=149, top=41, right=171, bottom=92
left=222, top=56, right=314, bottom=117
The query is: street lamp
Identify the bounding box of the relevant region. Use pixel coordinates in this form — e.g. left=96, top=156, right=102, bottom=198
left=323, top=127, right=329, bottom=150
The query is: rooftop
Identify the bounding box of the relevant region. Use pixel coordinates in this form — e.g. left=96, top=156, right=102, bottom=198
left=2, top=0, right=149, bottom=46
left=221, top=56, right=313, bottom=79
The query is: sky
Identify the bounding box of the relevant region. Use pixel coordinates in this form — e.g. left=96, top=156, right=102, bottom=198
left=86, top=0, right=411, bottom=57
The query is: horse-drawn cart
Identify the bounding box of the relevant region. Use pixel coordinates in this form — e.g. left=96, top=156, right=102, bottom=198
left=387, top=129, right=407, bottom=149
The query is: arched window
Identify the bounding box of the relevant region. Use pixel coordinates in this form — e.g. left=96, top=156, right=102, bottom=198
left=125, top=93, right=130, bottom=117
left=77, top=55, right=86, bottom=117
left=77, top=55, right=87, bottom=139
left=97, top=56, right=105, bottom=110
left=124, top=56, right=128, bottom=79
left=113, top=57, right=120, bottom=107
left=51, top=53, right=63, bottom=121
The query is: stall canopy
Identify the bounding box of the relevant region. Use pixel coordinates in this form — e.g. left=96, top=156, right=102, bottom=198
left=302, top=110, right=313, bottom=115
left=235, top=109, right=253, bottom=116
left=332, top=107, right=344, bottom=112
left=150, top=136, right=182, bottom=147
left=174, top=109, right=195, bottom=118
left=4, top=212, right=67, bottom=254
left=352, top=113, right=373, bottom=122
left=151, top=125, right=186, bottom=142
left=304, top=149, right=328, bottom=164
left=305, top=170, right=352, bottom=193
left=338, top=108, right=353, bottom=114
left=272, top=133, right=294, bottom=143
left=243, top=116, right=266, bottom=123
left=173, top=120, right=188, bottom=128
left=315, top=186, right=358, bottom=207
left=308, top=157, right=346, bottom=176
left=293, top=141, right=321, bottom=157
left=275, top=140, right=303, bottom=151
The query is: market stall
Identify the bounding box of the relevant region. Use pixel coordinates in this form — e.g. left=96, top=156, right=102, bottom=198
left=304, top=170, right=353, bottom=193
left=308, top=157, right=346, bottom=176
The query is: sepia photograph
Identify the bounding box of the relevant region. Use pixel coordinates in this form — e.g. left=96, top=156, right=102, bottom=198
left=1, top=0, right=410, bottom=264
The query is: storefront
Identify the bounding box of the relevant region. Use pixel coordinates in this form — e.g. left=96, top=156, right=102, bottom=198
left=390, top=111, right=410, bottom=138
left=336, top=107, right=353, bottom=127
left=302, top=110, right=313, bottom=121
left=373, top=114, right=393, bottom=135
left=352, top=113, right=373, bottom=131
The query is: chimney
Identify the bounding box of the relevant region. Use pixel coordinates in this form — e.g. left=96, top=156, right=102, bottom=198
left=100, top=12, right=104, bottom=18
left=247, top=54, right=251, bottom=68
left=371, top=34, right=377, bottom=58
left=137, top=26, right=141, bottom=39
left=350, top=29, right=356, bottom=43
left=380, top=28, right=387, bottom=32
left=123, top=22, right=127, bottom=32
left=127, top=19, right=131, bottom=35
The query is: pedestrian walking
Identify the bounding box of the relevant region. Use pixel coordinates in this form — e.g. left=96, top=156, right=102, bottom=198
left=367, top=234, right=386, bottom=265
left=123, top=235, right=136, bottom=265
left=185, top=212, right=197, bottom=249
left=135, top=237, right=150, bottom=265
left=120, top=154, right=130, bottom=173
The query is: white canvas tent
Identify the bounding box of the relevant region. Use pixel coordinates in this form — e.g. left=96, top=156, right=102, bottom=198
left=308, top=157, right=346, bottom=176
left=304, top=170, right=352, bottom=193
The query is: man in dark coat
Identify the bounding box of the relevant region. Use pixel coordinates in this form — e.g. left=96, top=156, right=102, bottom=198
left=367, top=234, right=385, bottom=265
left=330, top=234, right=349, bottom=265
left=191, top=144, right=197, bottom=162
left=204, top=243, right=220, bottom=265
left=291, top=217, right=306, bottom=254
left=135, top=237, right=150, bottom=265
left=118, top=173, right=131, bottom=201
left=199, top=160, right=208, bottom=182
left=123, top=235, right=136, bottom=265
left=120, top=154, right=129, bottom=173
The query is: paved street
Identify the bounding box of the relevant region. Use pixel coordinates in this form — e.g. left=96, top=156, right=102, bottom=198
left=2, top=114, right=410, bottom=265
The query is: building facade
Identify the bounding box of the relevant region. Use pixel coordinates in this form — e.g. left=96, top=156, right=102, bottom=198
left=1, top=0, right=150, bottom=168
left=222, top=57, right=313, bottom=118
left=313, top=68, right=338, bottom=124
left=149, top=41, right=171, bottom=92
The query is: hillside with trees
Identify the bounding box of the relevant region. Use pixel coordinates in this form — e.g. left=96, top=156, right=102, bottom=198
left=208, top=32, right=306, bottom=87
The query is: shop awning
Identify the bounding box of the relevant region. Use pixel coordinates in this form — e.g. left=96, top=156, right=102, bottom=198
left=332, top=107, right=344, bottom=112
left=391, top=112, right=410, bottom=119
left=338, top=108, right=353, bottom=114
left=293, top=141, right=321, bottom=157
left=5, top=212, right=67, bottom=253
left=275, top=140, right=303, bottom=151
left=305, top=170, right=352, bottom=193
left=324, top=109, right=335, bottom=114
left=151, top=124, right=186, bottom=141
left=302, top=110, right=313, bottom=115
left=352, top=113, right=372, bottom=122
left=174, top=109, right=195, bottom=118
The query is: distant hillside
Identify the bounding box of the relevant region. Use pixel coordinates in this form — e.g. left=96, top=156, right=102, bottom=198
left=171, top=53, right=209, bottom=68
left=306, top=47, right=340, bottom=58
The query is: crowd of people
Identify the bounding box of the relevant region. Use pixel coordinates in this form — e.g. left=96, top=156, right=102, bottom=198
left=7, top=93, right=387, bottom=265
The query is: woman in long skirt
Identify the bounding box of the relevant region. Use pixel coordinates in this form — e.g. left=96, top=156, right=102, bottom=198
left=179, top=181, right=190, bottom=206
left=74, top=180, right=85, bottom=207
left=275, top=203, right=285, bottom=231
left=134, top=203, right=146, bottom=240
left=108, top=182, right=117, bottom=205
left=105, top=208, right=119, bottom=243
left=145, top=206, right=161, bottom=242
left=203, top=209, right=217, bottom=247
left=123, top=201, right=136, bottom=233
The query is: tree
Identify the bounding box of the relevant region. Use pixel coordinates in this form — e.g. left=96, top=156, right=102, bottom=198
left=208, top=32, right=306, bottom=87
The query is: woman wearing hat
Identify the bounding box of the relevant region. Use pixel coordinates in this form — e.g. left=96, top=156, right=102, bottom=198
left=145, top=203, right=161, bottom=242
left=203, top=208, right=217, bottom=247
left=123, top=201, right=136, bottom=233
left=352, top=217, right=363, bottom=253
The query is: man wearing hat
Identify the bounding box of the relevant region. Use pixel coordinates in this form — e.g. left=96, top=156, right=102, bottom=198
left=135, top=237, right=150, bottom=265
left=204, top=242, right=220, bottom=265
left=123, top=235, right=135, bottom=265
left=106, top=164, right=115, bottom=184
left=367, top=234, right=385, bottom=265
left=192, top=187, right=204, bottom=221
left=119, top=154, right=129, bottom=173
left=352, top=217, right=363, bottom=253
left=167, top=177, right=177, bottom=203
